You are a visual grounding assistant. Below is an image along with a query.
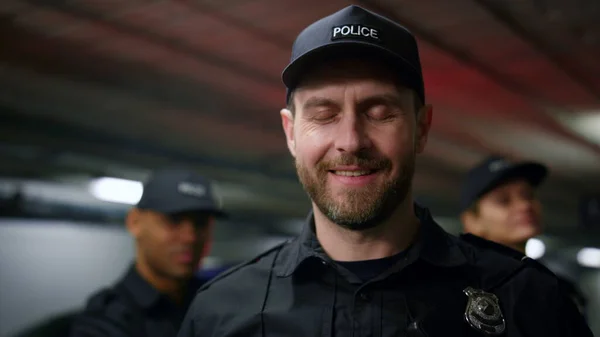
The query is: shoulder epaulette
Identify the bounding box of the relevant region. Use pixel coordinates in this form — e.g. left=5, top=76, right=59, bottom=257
left=520, top=256, right=557, bottom=277
left=459, top=233, right=526, bottom=260
left=199, top=240, right=289, bottom=291
left=461, top=234, right=558, bottom=275
left=86, top=288, right=118, bottom=312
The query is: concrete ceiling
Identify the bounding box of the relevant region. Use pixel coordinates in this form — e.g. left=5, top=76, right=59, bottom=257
left=0, top=0, right=599, bottom=239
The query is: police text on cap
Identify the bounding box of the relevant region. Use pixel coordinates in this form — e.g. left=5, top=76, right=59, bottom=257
left=177, top=182, right=206, bottom=198
left=488, top=160, right=511, bottom=172
left=331, top=25, right=379, bottom=41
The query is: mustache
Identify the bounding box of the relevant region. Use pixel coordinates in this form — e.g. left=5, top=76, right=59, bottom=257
left=317, top=153, right=391, bottom=171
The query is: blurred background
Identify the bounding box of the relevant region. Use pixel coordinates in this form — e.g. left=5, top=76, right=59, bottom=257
left=0, top=0, right=599, bottom=336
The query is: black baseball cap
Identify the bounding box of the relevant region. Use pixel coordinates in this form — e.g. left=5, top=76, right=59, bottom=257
left=282, top=5, right=425, bottom=105
left=136, top=168, right=226, bottom=217
left=460, top=156, right=548, bottom=212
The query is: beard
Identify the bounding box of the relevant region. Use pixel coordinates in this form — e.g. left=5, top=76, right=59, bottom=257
left=296, top=150, right=415, bottom=231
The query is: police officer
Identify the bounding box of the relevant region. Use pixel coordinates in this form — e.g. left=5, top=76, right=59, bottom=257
left=178, top=5, right=592, bottom=337
left=70, top=168, right=225, bottom=337
left=460, top=155, right=587, bottom=315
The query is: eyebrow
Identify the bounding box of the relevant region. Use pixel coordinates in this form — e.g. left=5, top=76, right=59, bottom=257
left=301, top=96, right=338, bottom=111
left=301, top=93, right=405, bottom=111
left=357, top=93, right=405, bottom=110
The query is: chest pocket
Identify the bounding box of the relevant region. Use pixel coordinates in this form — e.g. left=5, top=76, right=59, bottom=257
left=401, top=268, right=486, bottom=337
left=261, top=273, right=336, bottom=337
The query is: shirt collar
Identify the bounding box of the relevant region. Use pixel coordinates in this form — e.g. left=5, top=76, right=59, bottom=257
left=414, top=205, right=468, bottom=267
left=122, top=265, right=205, bottom=310
left=275, top=203, right=467, bottom=277
left=122, top=265, right=162, bottom=309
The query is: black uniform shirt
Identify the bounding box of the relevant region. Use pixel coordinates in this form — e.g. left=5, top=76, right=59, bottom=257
left=460, top=232, right=589, bottom=319
left=178, top=205, right=592, bottom=337
left=70, top=265, right=204, bottom=337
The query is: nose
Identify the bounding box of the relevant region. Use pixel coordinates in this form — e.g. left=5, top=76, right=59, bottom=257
left=334, top=110, right=372, bottom=153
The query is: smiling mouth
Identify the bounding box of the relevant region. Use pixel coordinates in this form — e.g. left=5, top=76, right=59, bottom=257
left=330, top=170, right=376, bottom=176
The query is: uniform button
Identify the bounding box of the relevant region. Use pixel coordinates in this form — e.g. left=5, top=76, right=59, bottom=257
left=321, top=260, right=328, bottom=265
left=359, top=292, right=369, bottom=301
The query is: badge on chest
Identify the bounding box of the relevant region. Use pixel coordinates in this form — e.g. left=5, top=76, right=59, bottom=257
left=463, top=287, right=506, bottom=335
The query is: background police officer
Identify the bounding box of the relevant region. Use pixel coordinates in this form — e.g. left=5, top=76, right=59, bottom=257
left=178, top=5, right=592, bottom=337
left=70, top=168, right=225, bottom=337
left=460, top=155, right=587, bottom=315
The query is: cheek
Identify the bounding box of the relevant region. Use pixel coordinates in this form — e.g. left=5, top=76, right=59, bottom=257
left=370, top=128, right=414, bottom=160
left=144, top=227, right=172, bottom=248
left=481, top=207, right=509, bottom=230
left=532, top=201, right=542, bottom=216
left=195, top=227, right=210, bottom=242
left=295, top=132, right=329, bottom=165
left=493, top=209, right=511, bottom=225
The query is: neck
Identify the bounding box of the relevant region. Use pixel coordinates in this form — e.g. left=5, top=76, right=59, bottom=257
left=314, top=197, right=420, bottom=262
left=135, top=258, right=187, bottom=305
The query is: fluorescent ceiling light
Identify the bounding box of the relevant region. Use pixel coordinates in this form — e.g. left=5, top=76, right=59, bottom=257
left=89, top=177, right=143, bottom=205
left=576, top=247, right=600, bottom=268
left=561, top=112, right=600, bottom=145
left=525, top=238, right=545, bottom=259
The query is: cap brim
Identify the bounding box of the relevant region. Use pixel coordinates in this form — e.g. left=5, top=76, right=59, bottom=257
left=282, top=41, right=422, bottom=97
left=147, top=201, right=228, bottom=219
left=478, top=162, right=549, bottom=199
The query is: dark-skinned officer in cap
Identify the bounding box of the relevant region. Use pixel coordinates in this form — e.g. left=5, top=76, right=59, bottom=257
left=178, top=5, right=592, bottom=337
left=70, top=168, right=226, bottom=337
left=460, top=155, right=588, bottom=317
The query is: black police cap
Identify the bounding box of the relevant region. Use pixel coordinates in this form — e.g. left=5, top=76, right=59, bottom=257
left=282, top=5, right=425, bottom=105
left=460, top=156, right=548, bottom=212
left=137, top=168, right=226, bottom=217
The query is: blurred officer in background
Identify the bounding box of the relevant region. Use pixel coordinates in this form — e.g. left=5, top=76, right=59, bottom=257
left=178, top=5, right=592, bottom=337
left=70, top=168, right=225, bottom=337
left=460, top=155, right=587, bottom=315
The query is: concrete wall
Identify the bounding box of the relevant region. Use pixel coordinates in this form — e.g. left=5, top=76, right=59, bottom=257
left=0, top=221, right=134, bottom=337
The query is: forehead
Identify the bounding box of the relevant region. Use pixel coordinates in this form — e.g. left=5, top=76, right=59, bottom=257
left=293, top=59, right=410, bottom=102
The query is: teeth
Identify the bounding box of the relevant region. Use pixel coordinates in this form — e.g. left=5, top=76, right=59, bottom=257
left=334, top=170, right=370, bottom=177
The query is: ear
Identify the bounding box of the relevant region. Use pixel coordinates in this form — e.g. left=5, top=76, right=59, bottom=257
left=415, top=104, right=433, bottom=154
left=126, top=208, right=143, bottom=239
left=280, top=108, right=296, bottom=158
left=461, top=211, right=484, bottom=236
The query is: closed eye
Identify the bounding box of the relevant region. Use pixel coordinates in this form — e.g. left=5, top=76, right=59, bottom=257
left=367, top=104, right=396, bottom=120
left=358, top=94, right=406, bottom=120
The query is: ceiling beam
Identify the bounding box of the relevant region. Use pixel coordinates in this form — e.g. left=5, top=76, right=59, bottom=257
left=23, top=0, right=280, bottom=87
left=471, top=0, right=600, bottom=99
left=356, top=0, right=600, bottom=157
left=0, top=15, right=280, bottom=132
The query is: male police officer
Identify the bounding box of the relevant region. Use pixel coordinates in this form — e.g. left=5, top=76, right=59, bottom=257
left=460, top=155, right=587, bottom=315
left=178, top=5, right=592, bottom=337
left=70, top=168, right=225, bottom=337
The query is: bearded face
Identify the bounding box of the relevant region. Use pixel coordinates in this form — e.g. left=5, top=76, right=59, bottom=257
left=296, top=149, right=416, bottom=230
left=280, top=60, right=429, bottom=231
